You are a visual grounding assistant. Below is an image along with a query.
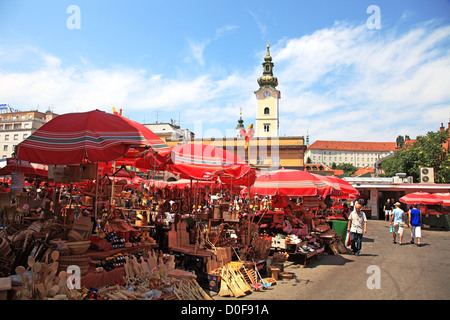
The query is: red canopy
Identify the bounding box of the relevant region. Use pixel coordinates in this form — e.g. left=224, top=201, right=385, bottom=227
left=434, top=193, right=450, bottom=206
left=15, top=110, right=172, bottom=165
left=399, top=192, right=443, bottom=205
left=249, top=169, right=339, bottom=197
left=167, top=143, right=252, bottom=182
left=0, top=158, right=48, bottom=177
left=316, top=175, right=360, bottom=196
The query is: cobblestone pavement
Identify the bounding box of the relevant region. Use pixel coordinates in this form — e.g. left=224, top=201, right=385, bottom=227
left=210, top=219, right=450, bottom=300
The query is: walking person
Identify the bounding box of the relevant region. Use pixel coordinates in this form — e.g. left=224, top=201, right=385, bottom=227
left=409, top=204, right=422, bottom=246
left=390, top=202, right=405, bottom=244
left=347, top=203, right=367, bottom=255
left=383, top=199, right=392, bottom=221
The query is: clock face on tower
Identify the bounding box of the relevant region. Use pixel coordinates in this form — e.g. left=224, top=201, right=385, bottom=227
left=263, top=91, right=270, bottom=98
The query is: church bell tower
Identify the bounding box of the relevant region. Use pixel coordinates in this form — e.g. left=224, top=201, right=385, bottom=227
left=254, top=41, right=280, bottom=138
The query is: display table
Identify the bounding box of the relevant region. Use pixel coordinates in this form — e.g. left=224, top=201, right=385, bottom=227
left=422, top=214, right=450, bottom=230
left=168, top=245, right=215, bottom=288
left=288, top=250, right=319, bottom=267
left=77, top=244, right=158, bottom=288
left=328, top=219, right=348, bottom=238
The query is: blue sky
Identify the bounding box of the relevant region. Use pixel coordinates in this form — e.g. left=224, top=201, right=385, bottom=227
left=0, top=0, right=449, bottom=143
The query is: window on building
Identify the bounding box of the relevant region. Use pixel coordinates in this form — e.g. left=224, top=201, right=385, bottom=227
left=3, top=145, right=7, bottom=151
left=4, top=135, right=9, bottom=141
left=13, top=134, right=18, bottom=140
left=23, top=134, right=28, bottom=139
left=264, top=107, right=270, bottom=115
left=263, top=123, right=270, bottom=132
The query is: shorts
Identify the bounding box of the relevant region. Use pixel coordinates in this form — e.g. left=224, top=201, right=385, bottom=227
left=411, top=226, right=422, bottom=238
left=393, top=222, right=403, bottom=234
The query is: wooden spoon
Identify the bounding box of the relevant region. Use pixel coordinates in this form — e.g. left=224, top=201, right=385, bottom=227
left=33, top=262, right=42, bottom=282
left=37, top=283, right=47, bottom=300
left=26, top=256, right=35, bottom=271
left=15, top=266, right=26, bottom=287
left=45, top=263, right=59, bottom=290
left=51, top=250, right=59, bottom=263
left=46, top=285, right=61, bottom=297
left=57, top=271, right=67, bottom=294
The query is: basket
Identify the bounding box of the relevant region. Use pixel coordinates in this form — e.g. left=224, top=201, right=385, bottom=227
left=58, top=254, right=91, bottom=276
left=66, top=240, right=91, bottom=255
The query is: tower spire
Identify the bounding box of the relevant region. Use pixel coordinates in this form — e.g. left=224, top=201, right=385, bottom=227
left=257, top=40, right=278, bottom=88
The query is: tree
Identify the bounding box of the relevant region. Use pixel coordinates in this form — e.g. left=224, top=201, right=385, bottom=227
left=380, top=128, right=450, bottom=183
left=335, top=163, right=358, bottom=176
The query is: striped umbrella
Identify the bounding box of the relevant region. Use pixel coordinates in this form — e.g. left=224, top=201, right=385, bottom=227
left=399, top=192, right=443, bottom=205
left=434, top=193, right=450, bottom=206
left=15, top=109, right=172, bottom=165
left=0, top=158, right=48, bottom=177
left=249, top=169, right=338, bottom=197
left=316, top=175, right=359, bottom=196
left=167, top=143, right=252, bottom=182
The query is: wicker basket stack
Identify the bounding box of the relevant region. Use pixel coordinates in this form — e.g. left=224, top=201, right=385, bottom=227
left=58, top=254, right=91, bottom=276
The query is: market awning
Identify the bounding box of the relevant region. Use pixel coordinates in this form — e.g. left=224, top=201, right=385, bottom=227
left=249, top=169, right=339, bottom=197
left=433, top=193, right=450, bottom=206
left=0, top=158, right=48, bottom=177
left=166, top=143, right=252, bottom=183
left=15, top=109, right=172, bottom=166
left=399, top=192, right=443, bottom=205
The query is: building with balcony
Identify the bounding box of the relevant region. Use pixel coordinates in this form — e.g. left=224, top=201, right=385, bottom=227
left=0, top=107, right=58, bottom=159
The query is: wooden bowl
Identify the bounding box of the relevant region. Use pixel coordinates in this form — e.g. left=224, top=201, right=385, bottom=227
left=66, top=241, right=91, bottom=255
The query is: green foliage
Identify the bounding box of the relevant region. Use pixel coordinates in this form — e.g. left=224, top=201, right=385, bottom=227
left=380, top=129, right=450, bottom=183
left=334, top=163, right=358, bottom=176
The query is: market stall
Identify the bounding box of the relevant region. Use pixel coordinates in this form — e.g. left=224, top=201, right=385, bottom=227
left=0, top=111, right=367, bottom=301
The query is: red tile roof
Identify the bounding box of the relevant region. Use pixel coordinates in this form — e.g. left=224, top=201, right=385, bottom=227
left=353, top=167, right=375, bottom=177
left=308, top=140, right=397, bottom=152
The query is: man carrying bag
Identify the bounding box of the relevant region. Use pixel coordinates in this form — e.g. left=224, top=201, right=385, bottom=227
left=347, top=203, right=367, bottom=255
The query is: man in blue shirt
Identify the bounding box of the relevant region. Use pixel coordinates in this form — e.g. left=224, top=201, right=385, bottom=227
left=390, top=202, right=405, bottom=244
left=409, top=204, right=422, bottom=246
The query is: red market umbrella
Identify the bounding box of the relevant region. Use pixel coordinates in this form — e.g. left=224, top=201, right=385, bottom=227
left=317, top=175, right=360, bottom=196
left=249, top=169, right=338, bottom=197
left=434, top=193, right=450, bottom=206
left=167, top=143, right=252, bottom=182
left=0, top=158, right=48, bottom=177
left=15, top=109, right=172, bottom=165
left=399, top=192, right=443, bottom=205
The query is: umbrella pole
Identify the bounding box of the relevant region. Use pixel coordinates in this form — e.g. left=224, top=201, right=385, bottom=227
left=110, top=162, right=115, bottom=207
left=95, top=163, right=99, bottom=221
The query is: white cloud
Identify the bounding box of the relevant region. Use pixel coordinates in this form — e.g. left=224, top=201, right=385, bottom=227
left=247, top=10, right=267, bottom=39
left=274, top=21, right=450, bottom=142
left=186, top=24, right=238, bottom=66
left=0, top=19, right=449, bottom=144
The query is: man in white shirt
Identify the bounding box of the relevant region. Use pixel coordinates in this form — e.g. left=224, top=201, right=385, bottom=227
left=390, top=202, right=405, bottom=244
left=347, top=203, right=367, bottom=255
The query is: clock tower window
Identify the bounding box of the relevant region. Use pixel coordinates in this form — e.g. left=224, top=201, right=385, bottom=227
left=264, top=107, right=270, bottom=115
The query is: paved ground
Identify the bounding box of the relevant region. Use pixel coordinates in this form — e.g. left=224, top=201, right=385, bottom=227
left=210, top=220, right=450, bottom=300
